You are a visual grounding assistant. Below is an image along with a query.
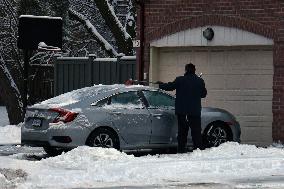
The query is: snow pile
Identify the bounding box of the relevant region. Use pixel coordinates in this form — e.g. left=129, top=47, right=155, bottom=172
left=41, top=146, right=133, bottom=170
left=0, top=143, right=283, bottom=188
left=11, top=143, right=284, bottom=188
left=0, top=125, right=20, bottom=145
left=0, top=106, right=9, bottom=126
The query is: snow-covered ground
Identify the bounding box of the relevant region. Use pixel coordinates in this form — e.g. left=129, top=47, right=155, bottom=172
left=0, top=106, right=20, bottom=145
left=0, top=125, right=20, bottom=145
left=0, top=143, right=283, bottom=189
left=0, top=106, right=9, bottom=126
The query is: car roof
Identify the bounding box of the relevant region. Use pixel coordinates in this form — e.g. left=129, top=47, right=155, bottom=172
left=33, top=84, right=158, bottom=109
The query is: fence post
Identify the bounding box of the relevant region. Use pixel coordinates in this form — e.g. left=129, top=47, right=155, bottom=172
left=116, top=54, right=123, bottom=83
left=88, top=54, right=96, bottom=85
left=53, top=54, right=62, bottom=96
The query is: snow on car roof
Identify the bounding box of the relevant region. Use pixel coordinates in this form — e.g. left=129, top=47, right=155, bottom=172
left=33, top=84, right=154, bottom=108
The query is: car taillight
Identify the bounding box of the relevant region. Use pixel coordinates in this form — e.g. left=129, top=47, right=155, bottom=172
left=49, top=108, right=78, bottom=123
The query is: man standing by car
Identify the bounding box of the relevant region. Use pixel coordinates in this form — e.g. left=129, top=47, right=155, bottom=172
left=158, top=63, right=207, bottom=153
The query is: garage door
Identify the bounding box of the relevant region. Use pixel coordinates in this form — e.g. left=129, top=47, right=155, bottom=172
left=153, top=47, right=273, bottom=146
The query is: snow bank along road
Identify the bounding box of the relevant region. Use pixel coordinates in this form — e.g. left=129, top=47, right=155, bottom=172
left=0, top=142, right=283, bottom=189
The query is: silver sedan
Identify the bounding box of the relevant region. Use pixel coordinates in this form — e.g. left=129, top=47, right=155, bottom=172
left=21, top=85, right=241, bottom=155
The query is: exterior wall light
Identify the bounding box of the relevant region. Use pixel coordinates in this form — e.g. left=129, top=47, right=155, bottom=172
left=203, top=27, right=214, bottom=41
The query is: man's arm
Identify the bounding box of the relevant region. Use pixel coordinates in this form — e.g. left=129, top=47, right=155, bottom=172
left=158, top=79, right=177, bottom=91
left=200, top=79, right=207, bottom=98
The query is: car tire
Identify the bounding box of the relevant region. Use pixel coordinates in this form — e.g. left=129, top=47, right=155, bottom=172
left=203, top=123, right=231, bottom=148
left=43, top=146, right=64, bottom=156
left=86, top=128, right=120, bottom=150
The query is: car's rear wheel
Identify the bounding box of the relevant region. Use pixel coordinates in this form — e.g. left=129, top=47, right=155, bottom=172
left=203, top=123, right=232, bottom=148
left=43, top=146, right=64, bottom=156
left=86, top=128, right=120, bottom=150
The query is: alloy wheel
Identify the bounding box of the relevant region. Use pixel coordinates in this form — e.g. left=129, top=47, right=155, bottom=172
left=206, top=125, right=228, bottom=147
left=93, top=133, right=114, bottom=148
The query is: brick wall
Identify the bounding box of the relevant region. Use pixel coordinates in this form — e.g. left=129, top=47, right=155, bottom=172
left=138, top=0, right=284, bottom=142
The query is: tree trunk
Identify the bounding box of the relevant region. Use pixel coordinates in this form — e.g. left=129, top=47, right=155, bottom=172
left=0, top=63, right=25, bottom=125
left=68, top=8, right=118, bottom=57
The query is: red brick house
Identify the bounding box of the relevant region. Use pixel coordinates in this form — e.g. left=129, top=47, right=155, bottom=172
left=136, top=0, right=284, bottom=146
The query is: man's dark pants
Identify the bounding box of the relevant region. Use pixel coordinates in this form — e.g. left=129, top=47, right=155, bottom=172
left=177, top=114, right=203, bottom=153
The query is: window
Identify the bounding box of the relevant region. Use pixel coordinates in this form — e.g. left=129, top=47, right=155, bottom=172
left=143, top=91, right=175, bottom=109
left=110, top=91, right=142, bottom=108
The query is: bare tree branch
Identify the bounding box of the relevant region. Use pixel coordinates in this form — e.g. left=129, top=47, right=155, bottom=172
left=68, top=8, right=119, bottom=57
left=3, top=0, right=18, bottom=23
left=94, top=0, right=133, bottom=55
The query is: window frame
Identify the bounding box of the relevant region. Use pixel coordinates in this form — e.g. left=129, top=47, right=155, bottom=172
left=92, top=90, right=146, bottom=109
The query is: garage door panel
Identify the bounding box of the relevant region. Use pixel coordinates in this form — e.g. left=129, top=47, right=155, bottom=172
left=224, top=75, right=243, bottom=89
left=204, top=75, right=272, bottom=90
left=239, top=101, right=272, bottom=116
left=207, top=90, right=273, bottom=101
left=159, top=73, right=176, bottom=82
left=240, top=115, right=273, bottom=122
left=228, top=66, right=273, bottom=74
left=194, top=52, right=208, bottom=67
left=209, top=51, right=226, bottom=68
left=205, top=100, right=272, bottom=117
left=244, top=50, right=272, bottom=64
left=240, top=75, right=273, bottom=89
left=203, top=75, right=227, bottom=89
left=241, top=127, right=272, bottom=144
left=202, top=67, right=225, bottom=74
left=159, top=65, right=178, bottom=73
left=239, top=69, right=273, bottom=75
left=206, top=90, right=272, bottom=104
left=240, top=116, right=273, bottom=127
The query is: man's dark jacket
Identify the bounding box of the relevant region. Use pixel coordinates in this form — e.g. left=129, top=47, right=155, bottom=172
left=159, top=72, right=207, bottom=116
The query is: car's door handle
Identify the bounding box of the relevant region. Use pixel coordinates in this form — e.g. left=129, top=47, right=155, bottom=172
left=152, top=114, right=163, bottom=117
left=112, top=111, right=122, bottom=115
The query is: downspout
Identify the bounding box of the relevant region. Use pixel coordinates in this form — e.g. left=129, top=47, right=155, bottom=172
left=137, top=0, right=145, bottom=81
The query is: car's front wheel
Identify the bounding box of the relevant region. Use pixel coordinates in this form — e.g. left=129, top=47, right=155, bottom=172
left=86, top=128, right=120, bottom=150
left=203, top=123, right=232, bottom=148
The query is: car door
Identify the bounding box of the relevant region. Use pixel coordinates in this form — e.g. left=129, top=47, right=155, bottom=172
left=142, top=90, right=177, bottom=144
left=107, top=91, right=151, bottom=147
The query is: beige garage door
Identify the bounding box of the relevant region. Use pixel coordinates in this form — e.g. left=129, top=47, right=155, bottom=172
left=152, top=47, right=273, bottom=146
